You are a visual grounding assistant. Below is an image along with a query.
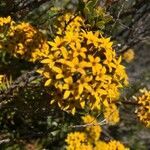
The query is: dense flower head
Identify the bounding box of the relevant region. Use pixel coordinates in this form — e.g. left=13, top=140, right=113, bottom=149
left=108, top=140, right=129, bottom=150
left=94, top=141, right=109, bottom=150
left=38, top=13, right=128, bottom=114
left=0, top=17, right=49, bottom=62
left=134, top=88, right=150, bottom=127
left=123, top=49, right=135, bottom=63
left=56, top=13, right=84, bottom=35
left=66, top=115, right=129, bottom=150
left=94, top=140, right=129, bottom=150
left=82, top=115, right=102, bottom=142
left=0, top=16, right=14, bottom=49
left=0, top=16, right=12, bottom=27
left=65, top=132, right=91, bottom=150
left=66, top=133, right=128, bottom=150
left=104, top=104, right=120, bottom=125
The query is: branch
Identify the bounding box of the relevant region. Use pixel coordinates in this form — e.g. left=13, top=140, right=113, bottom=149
left=0, top=0, right=52, bottom=18
left=0, top=69, right=41, bottom=109
left=0, top=138, right=10, bottom=144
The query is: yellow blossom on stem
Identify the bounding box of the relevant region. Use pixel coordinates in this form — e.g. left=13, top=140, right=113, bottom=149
left=88, top=55, right=102, bottom=75
left=0, top=20, right=49, bottom=62
left=108, top=140, right=129, bottom=150
left=65, top=132, right=89, bottom=150
left=37, top=12, right=128, bottom=114
left=134, top=88, right=150, bottom=127
left=70, top=42, right=87, bottom=58
left=103, top=50, right=116, bottom=72
left=64, top=31, right=80, bottom=44
left=66, top=57, right=86, bottom=75
left=0, top=16, right=12, bottom=26
left=65, top=115, right=129, bottom=149
left=48, top=36, right=64, bottom=51
left=82, top=115, right=102, bottom=142
left=99, top=37, right=113, bottom=50
left=63, top=77, right=74, bottom=99
left=94, top=141, right=109, bottom=150
left=123, top=49, right=135, bottom=63
left=77, top=76, right=93, bottom=96
left=104, top=104, right=120, bottom=125
left=83, top=31, right=99, bottom=47
left=95, top=67, right=111, bottom=83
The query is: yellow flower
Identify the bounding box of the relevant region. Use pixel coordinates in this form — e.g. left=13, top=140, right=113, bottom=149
left=95, top=67, right=112, bottom=83
left=99, top=37, right=113, bottom=50
left=70, top=42, right=87, bottom=58
left=82, top=115, right=102, bottom=142
left=94, top=141, right=109, bottom=150
left=16, top=43, right=25, bottom=55
left=38, top=13, right=128, bottom=114
left=60, top=47, right=68, bottom=58
left=77, top=75, right=93, bottom=96
left=0, top=12, right=128, bottom=117
left=83, top=31, right=99, bottom=47
left=103, top=83, right=120, bottom=100
left=79, top=144, right=93, bottom=150
left=88, top=55, right=102, bottom=75
left=65, top=31, right=80, bottom=44
left=134, top=88, right=150, bottom=127
left=65, top=116, right=129, bottom=149
left=103, top=50, right=116, bottom=72
left=66, top=57, right=86, bottom=75
left=57, top=13, right=84, bottom=35
left=0, top=20, right=49, bottom=61
left=63, top=77, right=74, bottom=99
left=104, top=104, right=120, bottom=125
left=65, top=132, right=88, bottom=150
left=48, top=36, right=64, bottom=51
left=0, top=16, right=12, bottom=26
left=113, top=57, right=128, bottom=83
left=41, top=54, right=55, bottom=67
left=123, top=49, right=135, bottom=63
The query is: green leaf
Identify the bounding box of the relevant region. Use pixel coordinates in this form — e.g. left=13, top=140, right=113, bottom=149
left=86, top=0, right=99, bottom=10
left=84, top=0, right=99, bottom=16
left=96, top=21, right=105, bottom=29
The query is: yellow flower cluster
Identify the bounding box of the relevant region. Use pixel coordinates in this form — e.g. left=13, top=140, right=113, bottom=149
left=134, top=88, right=150, bottom=127
left=104, top=104, right=120, bottom=125
left=94, top=141, right=109, bottom=150
left=65, top=132, right=92, bottom=150
left=94, top=140, right=129, bottom=150
left=0, top=16, right=13, bottom=49
left=39, top=13, right=128, bottom=114
left=82, top=115, right=102, bottom=142
left=123, top=49, right=135, bottom=63
left=0, top=16, right=12, bottom=26
left=66, top=115, right=129, bottom=150
left=0, top=16, right=49, bottom=62
left=56, top=13, right=84, bottom=35
left=107, top=140, right=129, bottom=150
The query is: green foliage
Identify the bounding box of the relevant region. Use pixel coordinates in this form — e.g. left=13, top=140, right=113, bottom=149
left=78, top=0, right=112, bottom=31
left=0, top=75, right=12, bottom=92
